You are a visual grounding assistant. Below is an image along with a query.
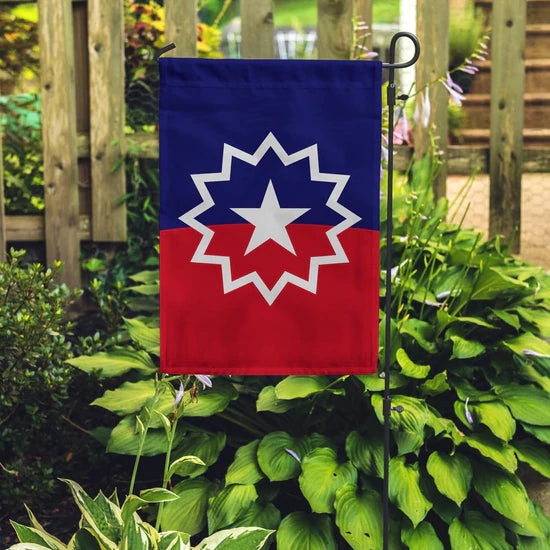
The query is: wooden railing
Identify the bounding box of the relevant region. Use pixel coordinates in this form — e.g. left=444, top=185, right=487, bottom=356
left=0, top=0, right=540, bottom=284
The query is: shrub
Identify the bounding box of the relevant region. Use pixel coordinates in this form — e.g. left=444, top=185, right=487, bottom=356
left=68, top=156, right=550, bottom=548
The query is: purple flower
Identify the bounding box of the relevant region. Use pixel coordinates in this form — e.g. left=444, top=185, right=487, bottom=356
left=522, top=349, right=548, bottom=357
left=414, top=90, right=431, bottom=128
left=173, top=382, right=184, bottom=408
left=464, top=398, right=474, bottom=425
left=195, top=375, right=212, bottom=389
left=436, top=290, right=451, bottom=300
left=443, top=73, right=466, bottom=106
left=285, top=448, right=301, bottom=463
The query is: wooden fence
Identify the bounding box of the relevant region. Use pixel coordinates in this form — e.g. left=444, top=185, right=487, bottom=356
left=0, top=0, right=543, bottom=286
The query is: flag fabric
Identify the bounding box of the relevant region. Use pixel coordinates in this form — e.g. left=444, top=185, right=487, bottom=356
left=159, top=58, right=382, bottom=375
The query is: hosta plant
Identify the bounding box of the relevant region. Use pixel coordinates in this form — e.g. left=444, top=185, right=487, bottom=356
left=66, top=155, right=550, bottom=549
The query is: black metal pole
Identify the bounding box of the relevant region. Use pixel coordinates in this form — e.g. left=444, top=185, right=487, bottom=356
left=381, top=32, right=420, bottom=550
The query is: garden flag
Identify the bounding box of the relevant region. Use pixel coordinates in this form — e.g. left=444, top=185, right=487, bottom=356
left=159, top=58, right=381, bottom=375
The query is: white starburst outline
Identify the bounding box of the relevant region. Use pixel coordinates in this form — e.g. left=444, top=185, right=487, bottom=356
left=179, top=132, right=361, bottom=305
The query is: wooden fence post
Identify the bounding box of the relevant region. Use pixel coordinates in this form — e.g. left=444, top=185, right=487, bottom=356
left=414, top=0, right=449, bottom=200
left=241, top=0, right=275, bottom=59
left=38, top=0, right=80, bottom=288
left=489, top=0, right=526, bottom=252
left=88, top=0, right=126, bottom=242
left=318, top=0, right=354, bottom=60
left=0, top=124, right=5, bottom=263
left=165, top=0, right=198, bottom=57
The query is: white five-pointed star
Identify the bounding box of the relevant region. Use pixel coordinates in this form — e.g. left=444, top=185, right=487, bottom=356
left=231, top=181, right=310, bottom=255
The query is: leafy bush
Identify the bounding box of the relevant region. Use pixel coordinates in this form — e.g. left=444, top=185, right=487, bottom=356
left=0, top=250, right=81, bottom=506
left=67, top=155, right=550, bottom=548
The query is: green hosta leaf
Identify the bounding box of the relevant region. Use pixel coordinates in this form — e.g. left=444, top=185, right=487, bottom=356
left=274, top=376, right=341, bottom=399
left=195, top=527, right=274, bottom=550
left=160, top=478, right=218, bottom=536
left=257, top=432, right=301, bottom=481
left=512, top=438, right=550, bottom=478
left=69, top=528, right=102, bottom=550
left=60, top=479, right=118, bottom=550
left=124, top=317, right=160, bottom=355
left=388, top=457, right=431, bottom=527
left=139, top=488, right=179, bottom=503
left=454, top=400, right=516, bottom=442
left=180, top=379, right=238, bottom=417
left=120, top=515, right=149, bottom=550
left=400, top=319, right=438, bottom=353
left=171, top=432, right=226, bottom=478
left=523, top=424, right=550, bottom=445
left=67, top=347, right=156, bottom=378
left=256, top=386, right=297, bottom=413
left=120, top=495, right=150, bottom=523
left=107, top=416, right=180, bottom=456
left=503, top=333, right=550, bottom=358
left=517, top=536, right=550, bottom=550
left=299, top=448, right=357, bottom=513
left=473, top=461, right=530, bottom=525
left=516, top=307, right=550, bottom=338
left=229, top=503, right=281, bottom=531
left=396, top=348, right=430, bottom=379
left=452, top=379, right=497, bottom=402
left=449, top=511, right=510, bottom=550
left=459, top=431, right=518, bottom=472
left=334, top=483, right=382, bottom=549
left=426, top=451, right=472, bottom=506
left=225, top=440, right=264, bottom=485
left=494, top=384, right=550, bottom=426
left=419, top=371, right=450, bottom=396
left=92, top=380, right=155, bottom=416
left=401, top=521, right=444, bottom=550
left=129, top=269, right=159, bottom=284
left=9, top=522, right=60, bottom=549
left=207, top=484, right=258, bottom=534
left=8, top=545, right=53, bottom=550
left=168, top=455, right=206, bottom=478
left=126, top=284, right=159, bottom=295
left=276, top=512, right=337, bottom=550
left=471, top=267, right=529, bottom=301
left=356, top=372, right=407, bottom=392
left=490, top=308, right=521, bottom=330
left=345, top=431, right=383, bottom=478
left=518, top=363, right=550, bottom=393
left=157, top=531, right=191, bottom=550
left=449, top=334, right=485, bottom=360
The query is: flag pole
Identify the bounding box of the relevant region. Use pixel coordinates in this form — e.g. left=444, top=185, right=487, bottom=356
left=381, top=32, right=420, bottom=550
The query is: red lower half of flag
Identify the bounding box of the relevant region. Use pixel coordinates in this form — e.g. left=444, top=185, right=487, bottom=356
left=160, top=225, right=380, bottom=375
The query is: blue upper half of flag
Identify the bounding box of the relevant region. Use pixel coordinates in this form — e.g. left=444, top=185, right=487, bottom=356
left=159, top=58, right=382, bottom=232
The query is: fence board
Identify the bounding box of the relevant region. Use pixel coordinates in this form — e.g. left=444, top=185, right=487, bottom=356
left=318, top=0, right=353, bottom=59
left=355, top=0, right=373, bottom=50
left=5, top=215, right=91, bottom=241
left=38, top=0, right=80, bottom=287
left=0, top=126, right=5, bottom=262
left=88, top=0, right=126, bottom=241
left=165, top=0, right=197, bottom=57
left=414, top=0, right=449, bottom=199
left=241, top=0, right=275, bottom=59
left=489, top=0, right=526, bottom=252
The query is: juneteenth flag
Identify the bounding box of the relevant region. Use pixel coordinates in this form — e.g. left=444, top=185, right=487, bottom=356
left=159, top=58, right=381, bottom=375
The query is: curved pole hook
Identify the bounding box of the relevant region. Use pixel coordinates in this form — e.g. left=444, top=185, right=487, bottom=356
left=382, top=32, right=421, bottom=74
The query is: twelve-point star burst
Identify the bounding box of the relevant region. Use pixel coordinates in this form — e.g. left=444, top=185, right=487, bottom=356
left=231, top=180, right=310, bottom=255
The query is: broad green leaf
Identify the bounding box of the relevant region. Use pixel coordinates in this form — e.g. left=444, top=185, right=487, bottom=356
left=179, top=379, right=238, bottom=417
left=169, top=456, right=206, bottom=478
left=9, top=522, right=60, bottom=549
left=229, top=503, right=281, bottom=531
left=256, top=386, right=297, bottom=413
left=120, top=515, right=149, bottom=550
left=490, top=308, right=521, bottom=330
left=128, top=269, right=159, bottom=284
left=345, top=431, right=383, bottom=478
left=494, top=384, right=550, bottom=426
left=157, top=532, right=191, bottom=550
left=523, top=424, right=550, bottom=445
left=518, top=363, right=550, bottom=393
left=334, top=483, right=382, bottom=550
left=458, top=432, right=518, bottom=472
left=120, top=495, right=149, bottom=524
left=257, top=432, right=301, bottom=481
left=60, top=479, right=118, bottom=550
left=67, top=347, right=156, bottom=378
left=388, top=457, right=432, bottom=527
left=449, top=334, right=485, bottom=360
left=512, top=438, right=550, bottom=478
left=160, top=478, right=218, bottom=536
left=516, top=307, right=550, bottom=338
left=225, top=440, right=264, bottom=486
left=454, top=400, right=516, bottom=442
left=139, top=488, right=179, bottom=503
left=356, top=372, right=408, bottom=392
left=276, top=512, right=337, bottom=550
left=419, top=371, right=451, bottom=396
left=396, top=348, right=431, bottom=379
left=517, top=536, right=550, bottom=550
left=195, top=527, right=274, bottom=550
left=501, top=499, right=546, bottom=538
left=503, top=333, right=550, bottom=358
left=426, top=451, right=472, bottom=506
left=471, top=267, right=529, bottom=301
left=207, top=484, right=257, bottom=534
left=473, top=461, right=530, bottom=525
left=171, top=432, right=226, bottom=478
left=124, top=317, right=160, bottom=355
left=400, top=319, right=438, bottom=353
left=12, top=508, right=67, bottom=550
left=299, top=448, right=357, bottom=513
left=452, top=378, right=497, bottom=402
left=401, top=521, right=444, bottom=550
left=274, top=376, right=337, bottom=399
left=449, top=511, right=510, bottom=550
left=7, top=545, right=52, bottom=550
left=68, top=528, right=102, bottom=550
left=92, top=380, right=155, bottom=416
left=126, top=284, right=159, bottom=295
